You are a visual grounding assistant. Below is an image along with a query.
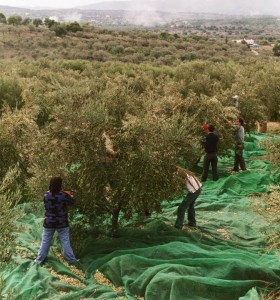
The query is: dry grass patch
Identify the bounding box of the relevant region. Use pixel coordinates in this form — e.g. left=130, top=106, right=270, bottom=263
left=267, top=122, right=280, bottom=135
left=251, top=186, right=280, bottom=252
left=260, top=289, right=280, bottom=300
left=93, top=270, right=124, bottom=293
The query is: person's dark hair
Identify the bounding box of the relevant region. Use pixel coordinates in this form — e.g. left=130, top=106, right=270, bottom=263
left=208, top=124, right=215, bottom=132
left=49, top=176, right=63, bottom=194
left=238, top=117, right=244, bottom=126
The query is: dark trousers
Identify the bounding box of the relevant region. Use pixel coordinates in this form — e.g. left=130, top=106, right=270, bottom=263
left=175, top=188, right=201, bottom=229
left=201, top=152, right=218, bottom=181
left=233, top=143, right=246, bottom=171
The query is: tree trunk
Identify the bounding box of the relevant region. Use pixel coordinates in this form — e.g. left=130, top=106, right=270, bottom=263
left=111, top=206, right=121, bottom=237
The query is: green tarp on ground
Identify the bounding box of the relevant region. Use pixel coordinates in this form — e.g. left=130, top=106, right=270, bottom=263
left=1, top=133, right=280, bottom=299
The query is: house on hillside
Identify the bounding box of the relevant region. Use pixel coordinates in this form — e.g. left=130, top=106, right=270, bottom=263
left=243, top=38, right=259, bottom=49
left=243, top=38, right=254, bottom=46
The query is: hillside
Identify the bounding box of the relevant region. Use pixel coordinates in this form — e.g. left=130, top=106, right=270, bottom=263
left=0, top=20, right=279, bottom=63
left=0, top=17, right=280, bottom=300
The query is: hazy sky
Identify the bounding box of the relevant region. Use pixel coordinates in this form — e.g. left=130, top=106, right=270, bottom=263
left=1, top=0, right=280, bottom=16
left=0, top=0, right=126, bottom=9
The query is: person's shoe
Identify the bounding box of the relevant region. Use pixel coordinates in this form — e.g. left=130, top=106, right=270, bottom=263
left=174, top=225, right=182, bottom=230
left=187, top=222, right=196, bottom=227
left=144, top=210, right=152, bottom=217
left=34, top=259, right=45, bottom=265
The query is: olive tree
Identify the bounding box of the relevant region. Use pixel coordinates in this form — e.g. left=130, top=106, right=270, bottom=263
left=23, top=63, right=200, bottom=235
left=0, top=13, right=6, bottom=24
left=33, top=18, right=43, bottom=27
left=7, top=15, right=22, bottom=26
left=21, top=60, right=269, bottom=236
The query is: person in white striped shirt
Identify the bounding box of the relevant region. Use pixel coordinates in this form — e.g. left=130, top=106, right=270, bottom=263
left=174, top=166, right=202, bottom=229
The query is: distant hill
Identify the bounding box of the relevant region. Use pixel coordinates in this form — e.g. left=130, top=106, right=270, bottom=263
left=1, top=0, right=280, bottom=17
left=76, top=1, right=130, bottom=11
left=0, top=0, right=279, bottom=26
left=78, top=0, right=280, bottom=16
left=1, top=0, right=280, bottom=16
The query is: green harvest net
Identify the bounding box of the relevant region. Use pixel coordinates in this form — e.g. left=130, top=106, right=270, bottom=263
left=1, top=133, right=280, bottom=300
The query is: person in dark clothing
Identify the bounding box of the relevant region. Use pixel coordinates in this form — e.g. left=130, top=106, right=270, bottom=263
left=232, top=117, right=246, bottom=172
left=35, top=177, right=77, bottom=265
left=201, top=124, right=219, bottom=182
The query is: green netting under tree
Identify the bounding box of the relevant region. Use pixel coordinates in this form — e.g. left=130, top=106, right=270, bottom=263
left=1, top=133, right=280, bottom=300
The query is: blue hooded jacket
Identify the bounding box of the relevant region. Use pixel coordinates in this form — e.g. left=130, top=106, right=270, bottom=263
left=43, top=191, right=75, bottom=228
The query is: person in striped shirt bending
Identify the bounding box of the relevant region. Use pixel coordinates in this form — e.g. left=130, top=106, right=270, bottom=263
left=174, top=166, right=202, bottom=229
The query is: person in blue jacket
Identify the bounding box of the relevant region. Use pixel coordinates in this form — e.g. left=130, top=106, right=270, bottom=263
left=35, top=176, right=77, bottom=265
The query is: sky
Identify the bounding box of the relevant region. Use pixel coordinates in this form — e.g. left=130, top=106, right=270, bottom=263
left=0, top=0, right=125, bottom=9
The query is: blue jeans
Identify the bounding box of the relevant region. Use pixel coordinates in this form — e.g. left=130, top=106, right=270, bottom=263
left=175, top=188, right=201, bottom=229
left=35, top=227, right=76, bottom=264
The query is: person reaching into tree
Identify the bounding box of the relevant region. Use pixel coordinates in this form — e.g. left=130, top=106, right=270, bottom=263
left=35, top=176, right=78, bottom=266
left=174, top=166, right=202, bottom=229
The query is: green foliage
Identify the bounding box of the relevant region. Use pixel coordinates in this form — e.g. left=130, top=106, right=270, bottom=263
left=0, top=76, right=24, bottom=112
left=272, top=43, right=280, bottom=56
left=22, top=18, right=32, bottom=25
left=44, top=17, right=56, bottom=28
left=66, top=21, right=83, bottom=33
left=62, top=60, right=86, bottom=72
left=7, top=15, right=22, bottom=26
left=0, top=165, right=22, bottom=266
left=33, top=18, right=43, bottom=27
left=68, top=211, right=91, bottom=254
left=0, top=106, right=41, bottom=202
left=253, top=62, right=280, bottom=121
left=50, top=23, right=67, bottom=37
left=0, top=13, right=6, bottom=24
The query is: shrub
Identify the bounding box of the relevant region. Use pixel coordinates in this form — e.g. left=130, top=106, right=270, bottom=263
left=62, top=60, right=86, bottom=72
left=0, top=77, right=24, bottom=113
left=0, top=165, right=23, bottom=266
